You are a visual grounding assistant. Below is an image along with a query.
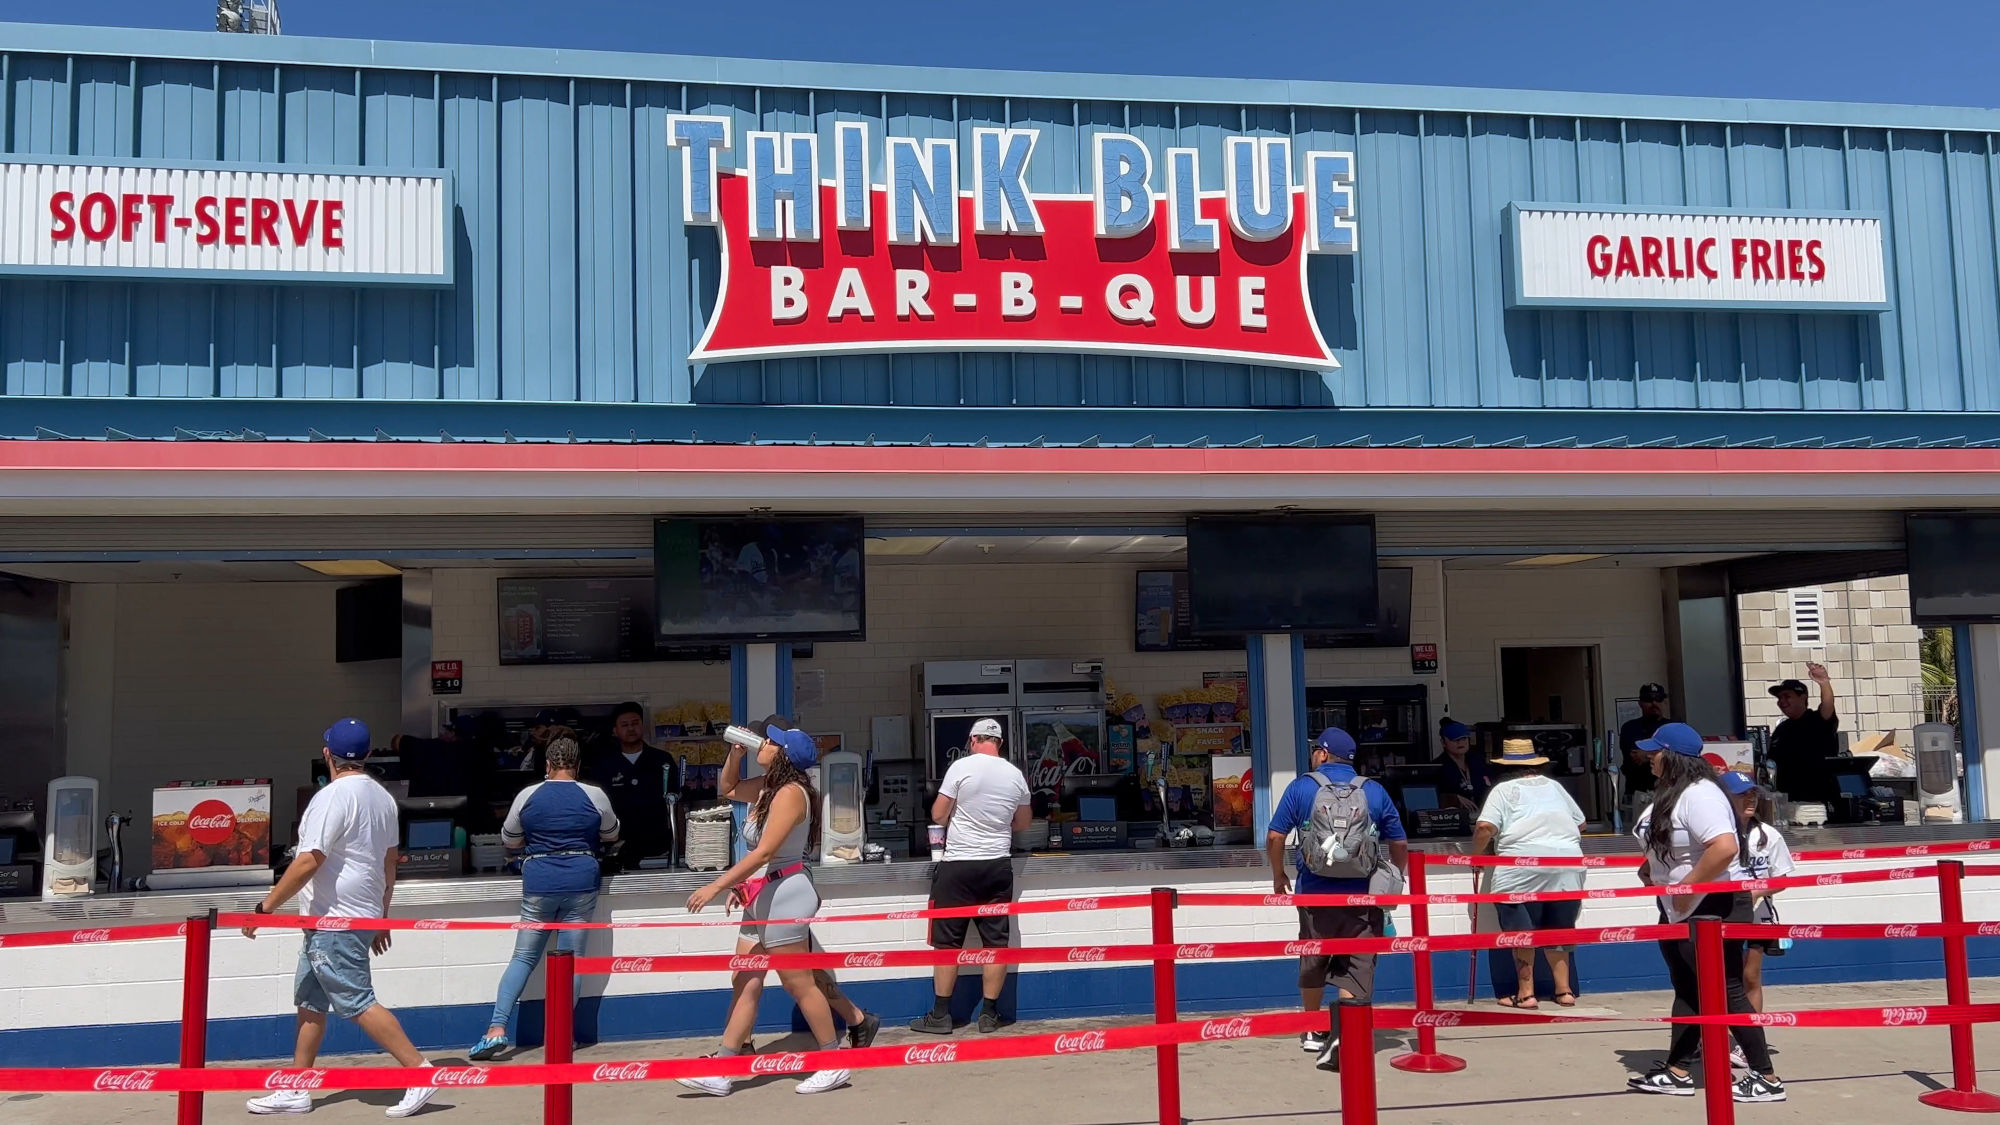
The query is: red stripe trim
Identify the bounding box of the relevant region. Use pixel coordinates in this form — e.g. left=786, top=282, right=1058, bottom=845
left=1, top=441, right=1999, bottom=475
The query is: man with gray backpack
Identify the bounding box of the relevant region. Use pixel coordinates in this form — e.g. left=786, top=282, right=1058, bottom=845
left=1264, top=727, right=1408, bottom=1072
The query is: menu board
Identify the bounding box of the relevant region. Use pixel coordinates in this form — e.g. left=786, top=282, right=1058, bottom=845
left=497, top=576, right=810, bottom=665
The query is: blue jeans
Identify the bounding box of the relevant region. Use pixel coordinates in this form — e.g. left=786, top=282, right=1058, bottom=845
left=488, top=891, right=597, bottom=1032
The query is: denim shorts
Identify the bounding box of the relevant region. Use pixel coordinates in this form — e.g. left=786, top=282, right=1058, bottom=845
left=294, top=930, right=378, bottom=1019
left=1493, top=898, right=1582, bottom=949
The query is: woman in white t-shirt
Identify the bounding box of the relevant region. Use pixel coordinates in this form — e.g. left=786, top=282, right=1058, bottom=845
left=1473, top=738, right=1586, bottom=1009
left=1721, top=770, right=1795, bottom=1012
left=1625, top=723, right=1785, bottom=1104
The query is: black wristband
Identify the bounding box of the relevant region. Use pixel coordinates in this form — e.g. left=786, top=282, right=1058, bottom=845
left=254, top=902, right=271, bottom=915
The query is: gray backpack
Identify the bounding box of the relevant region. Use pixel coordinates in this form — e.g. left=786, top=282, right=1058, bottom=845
left=1299, top=773, right=1381, bottom=880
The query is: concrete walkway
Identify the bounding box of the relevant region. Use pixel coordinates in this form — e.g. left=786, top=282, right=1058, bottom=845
left=7, top=978, right=1995, bottom=1124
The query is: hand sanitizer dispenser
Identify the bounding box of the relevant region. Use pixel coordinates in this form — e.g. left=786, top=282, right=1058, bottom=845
left=43, top=776, right=99, bottom=900
left=819, top=751, right=865, bottom=864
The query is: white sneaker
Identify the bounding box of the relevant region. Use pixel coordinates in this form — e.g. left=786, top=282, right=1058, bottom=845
left=677, top=1059, right=735, bottom=1099
left=385, top=1085, right=437, bottom=1119
left=1730, top=1044, right=1748, bottom=1069
left=1301, top=1031, right=1330, bottom=1053
left=795, top=1068, right=850, bottom=1094
left=247, top=1090, right=314, bottom=1115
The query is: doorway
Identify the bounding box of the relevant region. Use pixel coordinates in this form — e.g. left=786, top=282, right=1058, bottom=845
left=1498, top=645, right=1607, bottom=821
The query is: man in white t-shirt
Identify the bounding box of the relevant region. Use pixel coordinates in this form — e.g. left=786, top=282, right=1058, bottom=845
left=910, top=717, right=1031, bottom=1036
left=242, top=718, right=438, bottom=1118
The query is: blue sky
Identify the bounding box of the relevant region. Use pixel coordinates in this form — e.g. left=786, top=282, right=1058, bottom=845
left=14, top=0, right=1995, bottom=108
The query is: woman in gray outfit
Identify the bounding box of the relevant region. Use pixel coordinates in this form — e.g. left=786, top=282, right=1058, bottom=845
left=679, top=724, right=872, bottom=1097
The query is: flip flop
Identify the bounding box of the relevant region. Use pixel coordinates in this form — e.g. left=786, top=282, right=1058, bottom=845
left=1496, top=994, right=1539, bottom=1010
left=1553, top=991, right=1578, bottom=1007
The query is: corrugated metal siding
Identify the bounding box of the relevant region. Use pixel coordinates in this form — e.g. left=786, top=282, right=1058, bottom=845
left=3, top=41, right=2000, bottom=419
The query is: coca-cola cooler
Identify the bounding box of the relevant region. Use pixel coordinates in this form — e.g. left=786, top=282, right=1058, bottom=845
left=1015, top=659, right=1107, bottom=814
left=917, top=661, right=1019, bottom=781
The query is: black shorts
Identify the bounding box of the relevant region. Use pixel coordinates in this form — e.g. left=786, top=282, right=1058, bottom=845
left=928, top=857, right=1016, bottom=949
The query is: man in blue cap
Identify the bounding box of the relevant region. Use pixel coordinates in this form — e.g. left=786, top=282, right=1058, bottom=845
left=243, top=719, right=438, bottom=1118
left=1266, top=727, right=1407, bottom=1070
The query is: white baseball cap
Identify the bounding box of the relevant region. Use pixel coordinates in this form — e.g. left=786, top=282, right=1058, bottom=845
left=969, top=718, right=1004, bottom=740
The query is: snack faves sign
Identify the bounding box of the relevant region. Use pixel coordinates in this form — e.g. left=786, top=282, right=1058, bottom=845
left=0, top=160, right=452, bottom=285
left=668, top=117, right=1357, bottom=370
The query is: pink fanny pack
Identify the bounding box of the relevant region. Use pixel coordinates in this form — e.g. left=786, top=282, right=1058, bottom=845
left=733, top=862, right=807, bottom=911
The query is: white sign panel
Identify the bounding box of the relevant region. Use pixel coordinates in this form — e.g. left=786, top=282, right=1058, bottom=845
left=0, top=160, right=452, bottom=285
left=1507, top=205, right=1887, bottom=311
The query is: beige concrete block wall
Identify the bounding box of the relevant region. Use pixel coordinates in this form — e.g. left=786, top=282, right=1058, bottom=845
left=1739, top=574, right=1924, bottom=744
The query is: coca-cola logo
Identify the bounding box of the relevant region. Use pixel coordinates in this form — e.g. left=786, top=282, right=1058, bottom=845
left=728, top=955, right=770, bottom=971
left=903, top=1044, right=959, bottom=1065
left=1598, top=928, right=1639, bottom=944
left=264, top=1069, right=328, bottom=1091
left=413, top=920, right=451, bottom=931
left=431, top=1067, right=492, bottom=1087
left=71, top=929, right=112, bottom=943
left=1586, top=889, right=1617, bottom=900
left=976, top=904, right=1010, bottom=916
left=1389, top=937, right=1429, bottom=953
left=1262, top=894, right=1294, bottom=907
left=1979, top=922, right=2000, bottom=936
left=316, top=917, right=354, bottom=931
left=1908, top=846, right=1932, bottom=856
left=1788, top=925, right=1824, bottom=940
left=1841, top=849, right=1867, bottom=860
left=1066, top=898, right=1101, bottom=912
left=1413, top=1012, right=1463, bottom=1028
left=1175, top=944, right=1217, bottom=960
left=1661, top=885, right=1693, bottom=896
left=1882, top=1007, right=1930, bottom=1027
left=1066, top=947, right=1108, bottom=963
left=1429, top=893, right=1463, bottom=905
left=1511, top=857, right=1542, bottom=867
left=886, top=910, right=922, bottom=920
left=750, top=1054, right=808, bottom=1075
left=1742, top=879, right=1770, bottom=894
left=1053, top=1030, right=1109, bottom=1054
left=843, top=952, right=887, bottom=969
left=1443, top=856, right=1473, bottom=866
left=1889, top=867, right=1917, bottom=880
left=958, top=950, right=999, bottom=965
left=1750, top=1012, right=1797, bottom=1027
left=92, top=1070, right=159, bottom=1092
left=1346, top=895, right=1379, bottom=907
left=1971, top=841, right=1994, bottom=852
left=1816, top=875, right=1842, bottom=886
left=610, top=958, right=656, bottom=974
left=1282, top=941, right=1321, bottom=956
left=1504, top=893, right=1532, bottom=905
left=1884, top=924, right=1920, bottom=939
left=1496, top=933, right=1534, bottom=948
left=1198, top=1017, right=1253, bottom=1040
left=1581, top=857, right=1610, bottom=867
left=588, top=1062, right=651, bottom=1082
left=185, top=799, right=237, bottom=846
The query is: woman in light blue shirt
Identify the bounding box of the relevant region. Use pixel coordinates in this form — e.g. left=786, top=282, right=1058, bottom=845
left=1473, top=738, right=1585, bottom=1009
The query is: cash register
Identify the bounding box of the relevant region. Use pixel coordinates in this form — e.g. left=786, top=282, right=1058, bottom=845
left=1382, top=765, right=1470, bottom=838
left=396, top=795, right=466, bottom=878
left=1826, top=758, right=1902, bottom=825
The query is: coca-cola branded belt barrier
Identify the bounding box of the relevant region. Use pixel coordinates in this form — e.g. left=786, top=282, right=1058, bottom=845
left=1182, top=863, right=1933, bottom=910
left=1435, top=838, right=2000, bottom=868
left=0, top=922, right=190, bottom=950
left=1371, top=1002, right=2000, bottom=1031
left=0, top=1010, right=1327, bottom=1094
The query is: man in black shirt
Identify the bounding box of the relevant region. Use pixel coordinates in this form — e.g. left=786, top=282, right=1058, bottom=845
left=1619, top=683, right=1671, bottom=805
left=1767, top=663, right=1841, bottom=800
left=582, top=701, right=679, bottom=871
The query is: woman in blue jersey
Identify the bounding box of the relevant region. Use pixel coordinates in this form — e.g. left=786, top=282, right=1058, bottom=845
left=468, top=736, right=620, bottom=1060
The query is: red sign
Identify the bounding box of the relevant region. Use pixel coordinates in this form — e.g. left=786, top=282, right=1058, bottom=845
left=185, top=800, right=237, bottom=846
left=691, top=173, right=1335, bottom=370
left=431, top=660, right=463, bottom=696
left=1410, top=644, right=1439, bottom=675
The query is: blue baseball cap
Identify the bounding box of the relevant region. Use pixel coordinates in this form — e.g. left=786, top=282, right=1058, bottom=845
left=323, top=718, right=372, bottom=760
left=1719, top=770, right=1763, bottom=796
left=1314, top=727, right=1358, bottom=760
left=766, top=725, right=820, bottom=771
left=1637, top=721, right=1704, bottom=757
left=1440, top=721, right=1472, bottom=741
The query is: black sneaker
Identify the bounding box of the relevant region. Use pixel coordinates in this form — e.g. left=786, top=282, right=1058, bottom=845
left=977, top=1009, right=1002, bottom=1034
left=1300, top=1031, right=1330, bottom=1054
left=1733, top=1074, right=1786, bottom=1103
left=1314, top=1037, right=1341, bottom=1072
left=1628, top=1066, right=1697, bottom=1096
left=908, top=1011, right=954, bottom=1035
left=846, top=1012, right=880, bottom=1049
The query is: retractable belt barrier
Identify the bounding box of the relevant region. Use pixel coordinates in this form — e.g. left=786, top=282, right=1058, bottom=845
left=1440, top=838, right=1998, bottom=867
left=1183, top=863, right=1931, bottom=910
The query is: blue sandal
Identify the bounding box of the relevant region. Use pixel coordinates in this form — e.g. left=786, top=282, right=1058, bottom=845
left=467, top=1035, right=509, bottom=1061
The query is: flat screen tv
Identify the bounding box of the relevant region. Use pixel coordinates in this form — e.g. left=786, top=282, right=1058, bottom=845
left=655, top=516, right=866, bottom=642
left=1136, top=567, right=1410, bottom=651
left=1909, top=513, right=2000, bottom=624
left=335, top=578, right=401, bottom=664
left=1184, top=515, right=1379, bottom=635
left=497, top=575, right=814, bottom=665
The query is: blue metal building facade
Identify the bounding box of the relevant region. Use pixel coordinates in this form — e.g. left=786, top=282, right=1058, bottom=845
left=3, top=22, right=2000, bottom=444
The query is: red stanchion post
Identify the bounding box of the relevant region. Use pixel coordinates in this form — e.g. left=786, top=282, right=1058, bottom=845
left=1391, top=851, right=1466, bottom=1073
left=1918, top=860, right=2000, bottom=1112
left=1151, top=887, right=1182, bottom=1125
left=1337, top=1000, right=1379, bottom=1125
left=176, top=910, right=214, bottom=1125
left=1692, top=920, right=1736, bottom=1125
left=543, top=950, right=575, bottom=1125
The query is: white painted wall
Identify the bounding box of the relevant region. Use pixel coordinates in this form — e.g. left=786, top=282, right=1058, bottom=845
left=1443, top=565, right=1670, bottom=727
